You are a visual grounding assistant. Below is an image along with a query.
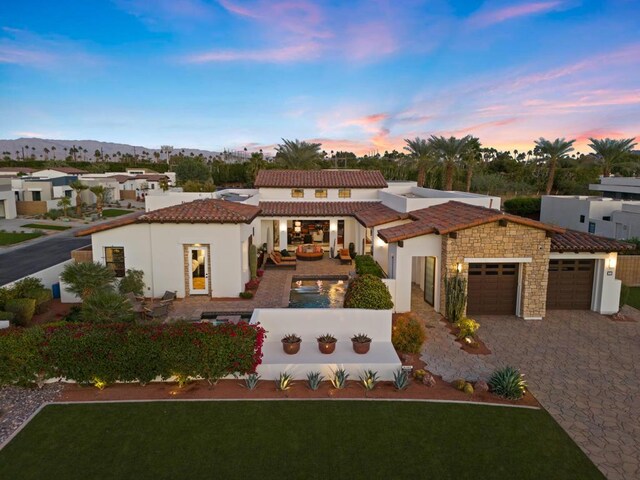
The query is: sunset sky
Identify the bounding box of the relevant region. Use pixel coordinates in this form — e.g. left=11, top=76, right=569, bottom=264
left=0, top=0, right=638, bottom=155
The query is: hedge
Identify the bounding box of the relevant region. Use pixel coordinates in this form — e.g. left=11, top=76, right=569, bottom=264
left=0, top=311, right=15, bottom=321
left=25, top=288, right=53, bottom=314
left=344, top=274, right=393, bottom=310
left=503, top=197, right=541, bottom=216
left=5, top=298, right=36, bottom=326
left=354, top=255, right=386, bottom=278
left=0, top=322, right=265, bottom=387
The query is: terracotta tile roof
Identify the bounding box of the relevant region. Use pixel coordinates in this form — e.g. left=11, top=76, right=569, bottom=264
left=76, top=211, right=145, bottom=236
left=254, top=169, right=388, bottom=188
left=108, top=174, right=134, bottom=183
left=259, top=201, right=381, bottom=217
left=550, top=230, right=635, bottom=253
left=50, top=167, right=89, bottom=174
left=378, top=201, right=564, bottom=243
left=354, top=203, right=410, bottom=227
left=0, top=167, right=35, bottom=173
left=134, top=174, right=169, bottom=181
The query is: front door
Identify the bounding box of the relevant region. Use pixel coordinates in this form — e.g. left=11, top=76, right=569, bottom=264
left=424, top=256, right=436, bottom=306
left=189, top=247, right=209, bottom=295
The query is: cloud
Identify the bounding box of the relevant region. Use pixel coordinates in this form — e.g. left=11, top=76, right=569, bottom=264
left=185, top=42, right=321, bottom=63
left=468, top=1, right=565, bottom=28
left=113, top=0, right=215, bottom=26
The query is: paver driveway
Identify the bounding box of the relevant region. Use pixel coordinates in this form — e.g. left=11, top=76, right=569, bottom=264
left=419, top=292, right=640, bottom=480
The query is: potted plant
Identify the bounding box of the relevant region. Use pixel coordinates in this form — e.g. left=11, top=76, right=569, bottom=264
left=281, top=334, right=301, bottom=355
left=317, top=333, right=337, bottom=354
left=351, top=333, right=372, bottom=354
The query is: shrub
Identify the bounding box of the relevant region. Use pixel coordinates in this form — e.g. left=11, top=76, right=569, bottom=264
left=60, top=261, right=116, bottom=299
left=118, top=269, right=145, bottom=296
left=445, top=275, right=467, bottom=323
left=5, top=298, right=36, bottom=326
left=488, top=366, right=527, bottom=400
left=0, top=327, right=46, bottom=386
left=12, top=277, right=44, bottom=297
left=81, top=290, right=135, bottom=324
left=354, top=255, right=385, bottom=278
left=344, top=274, right=393, bottom=309
left=463, top=382, right=474, bottom=395
left=249, top=244, right=258, bottom=279
left=392, top=314, right=426, bottom=353
left=503, top=197, right=541, bottom=216
left=0, top=311, right=15, bottom=322
left=348, top=242, right=356, bottom=259
left=24, top=288, right=53, bottom=314
left=0, top=287, right=16, bottom=310
left=245, top=279, right=260, bottom=290
left=452, top=378, right=466, bottom=391
left=239, top=291, right=254, bottom=299
left=63, top=305, right=83, bottom=323
left=456, top=318, right=480, bottom=339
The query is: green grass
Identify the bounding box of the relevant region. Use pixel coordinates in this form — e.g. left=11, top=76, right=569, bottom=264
left=0, top=231, right=42, bottom=245
left=101, top=209, right=134, bottom=218
left=0, top=401, right=603, bottom=480
left=622, top=286, right=640, bottom=309
left=21, top=223, right=72, bottom=231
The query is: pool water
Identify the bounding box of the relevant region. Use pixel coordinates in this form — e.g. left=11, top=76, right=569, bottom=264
left=288, top=278, right=347, bottom=308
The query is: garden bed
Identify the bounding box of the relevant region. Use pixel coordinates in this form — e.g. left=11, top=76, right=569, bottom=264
left=440, top=318, right=492, bottom=355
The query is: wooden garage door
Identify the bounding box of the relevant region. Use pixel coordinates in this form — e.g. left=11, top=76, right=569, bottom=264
left=547, top=259, right=594, bottom=310
left=467, top=263, right=518, bottom=315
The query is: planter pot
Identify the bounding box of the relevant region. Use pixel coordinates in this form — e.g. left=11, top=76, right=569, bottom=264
left=282, top=340, right=301, bottom=355
left=318, top=340, right=336, bottom=354
left=352, top=341, right=371, bottom=354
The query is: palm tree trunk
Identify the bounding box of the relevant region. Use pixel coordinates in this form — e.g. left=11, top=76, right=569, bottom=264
left=444, top=160, right=454, bottom=190
left=417, top=167, right=426, bottom=187
left=76, top=194, right=82, bottom=216
left=545, top=157, right=557, bottom=195
left=465, top=167, right=473, bottom=192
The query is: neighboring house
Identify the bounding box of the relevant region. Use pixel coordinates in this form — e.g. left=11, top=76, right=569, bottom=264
left=80, top=172, right=172, bottom=201
left=11, top=175, right=77, bottom=214
left=589, top=176, right=640, bottom=200
left=77, top=169, right=630, bottom=318
left=31, top=167, right=89, bottom=178
left=541, top=195, right=640, bottom=240
left=0, top=167, right=36, bottom=176
left=0, top=178, right=17, bottom=219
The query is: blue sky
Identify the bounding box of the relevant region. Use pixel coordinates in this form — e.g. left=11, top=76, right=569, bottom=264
left=0, top=0, right=638, bottom=154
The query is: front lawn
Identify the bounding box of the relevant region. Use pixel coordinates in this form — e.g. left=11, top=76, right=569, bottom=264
left=0, top=231, right=42, bottom=246
left=0, top=401, right=603, bottom=480
left=21, top=223, right=72, bottom=231
left=101, top=209, right=134, bottom=218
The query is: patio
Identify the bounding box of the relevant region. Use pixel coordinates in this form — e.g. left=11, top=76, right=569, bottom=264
left=167, top=253, right=355, bottom=320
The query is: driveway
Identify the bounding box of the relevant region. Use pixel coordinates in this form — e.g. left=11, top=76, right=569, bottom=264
left=417, top=288, right=640, bottom=480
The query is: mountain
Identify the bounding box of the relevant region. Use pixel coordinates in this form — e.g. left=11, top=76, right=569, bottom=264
left=0, top=138, right=231, bottom=162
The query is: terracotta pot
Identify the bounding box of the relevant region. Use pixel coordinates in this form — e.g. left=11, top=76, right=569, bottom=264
left=282, top=340, right=301, bottom=355
left=352, top=340, right=371, bottom=354
left=318, top=340, right=336, bottom=354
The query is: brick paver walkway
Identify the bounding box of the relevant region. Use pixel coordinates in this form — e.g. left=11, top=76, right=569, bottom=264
left=416, top=286, right=640, bottom=480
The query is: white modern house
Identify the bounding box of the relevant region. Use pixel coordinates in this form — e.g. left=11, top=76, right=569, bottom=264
left=0, top=178, right=17, bottom=219
left=589, top=176, right=640, bottom=200
left=77, top=169, right=631, bottom=318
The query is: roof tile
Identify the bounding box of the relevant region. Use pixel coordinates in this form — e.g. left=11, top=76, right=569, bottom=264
left=254, top=169, right=387, bottom=188
left=259, top=201, right=381, bottom=217
left=550, top=229, right=635, bottom=252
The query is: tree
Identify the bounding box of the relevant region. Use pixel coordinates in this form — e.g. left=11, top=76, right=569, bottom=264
left=404, top=137, right=432, bottom=187
left=588, top=137, right=637, bottom=177
left=118, top=269, right=146, bottom=296
left=57, top=196, right=71, bottom=217
left=534, top=137, right=576, bottom=195
left=274, top=139, right=322, bottom=168
left=51, top=145, right=56, bottom=159
left=43, top=147, right=50, bottom=160
left=247, top=152, right=266, bottom=184
left=461, top=136, right=482, bottom=192
left=69, top=180, right=88, bottom=215
left=427, top=135, right=473, bottom=190
left=61, top=261, right=116, bottom=300
left=94, top=149, right=102, bottom=161
left=81, top=289, right=135, bottom=323
left=174, top=156, right=211, bottom=184
left=89, top=185, right=107, bottom=215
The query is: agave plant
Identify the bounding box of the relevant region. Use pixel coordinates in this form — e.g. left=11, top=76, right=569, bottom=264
left=393, top=369, right=410, bottom=391
left=243, top=373, right=260, bottom=390
left=330, top=368, right=349, bottom=389
left=488, top=366, right=527, bottom=400
left=359, top=370, right=379, bottom=391
left=306, top=371, right=324, bottom=390
left=276, top=372, right=293, bottom=391
left=317, top=333, right=337, bottom=343
left=351, top=333, right=372, bottom=343
left=282, top=333, right=301, bottom=344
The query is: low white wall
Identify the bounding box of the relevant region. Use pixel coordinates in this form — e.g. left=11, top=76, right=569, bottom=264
left=60, top=279, right=81, bottom=304
left=2, top=259, right=72, bottom=291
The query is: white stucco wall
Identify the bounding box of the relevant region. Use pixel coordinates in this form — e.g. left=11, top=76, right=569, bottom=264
left=0, top=186, right=17, bottom=219
left=257, top=187, right=379, bottom=201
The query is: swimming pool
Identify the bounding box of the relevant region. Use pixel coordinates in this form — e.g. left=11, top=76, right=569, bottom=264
left=288, top=277, right=347, bottom=308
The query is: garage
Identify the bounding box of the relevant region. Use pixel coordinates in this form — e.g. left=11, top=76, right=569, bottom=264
left=546, top=259, right=594, bottom=310
left=467, top=263, right=518, bottom=315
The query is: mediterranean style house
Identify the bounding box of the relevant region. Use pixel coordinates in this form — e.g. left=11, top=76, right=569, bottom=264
left=77, top=169, right=631, bottom=319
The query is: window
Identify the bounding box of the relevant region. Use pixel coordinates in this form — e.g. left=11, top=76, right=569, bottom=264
left=338, top=188, right=351, bottom=198
left=588, top=222, right=596, bottom=234
left=314, top=189, right=327, bottom=198
left=291, top=188, right=304, bottom=198
left=579, top=215, right=585, bottom=223
left=603, top=216, right=611, bottom=221
left=31, top=191, right=41, bottom=201
left=64, top=190, right=72, bottom=198
left=105, top=247, right=125, bottom=277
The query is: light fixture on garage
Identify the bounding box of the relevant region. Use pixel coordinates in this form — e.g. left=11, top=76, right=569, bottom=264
left=607, top=255, right=617, bottom=269
left=456, top=262, right=463, bottom=273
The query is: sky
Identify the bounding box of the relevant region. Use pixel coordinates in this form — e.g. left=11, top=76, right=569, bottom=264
left=0, top=0, right=638, bottom=155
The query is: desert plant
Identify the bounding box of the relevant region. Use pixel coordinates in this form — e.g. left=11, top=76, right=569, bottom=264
left=489, top=366, right=527, bottom=400
left=452, top=378, right=466, bottom=391
left=359, top=370, right=379, bottom=391
left=330, top=368, right=349, bottom=389
left=61, top=261, right=116, bottom=299
left=391, top=315, right=426, bottom=354
left=393, top=369, right=410, bottom=390
left=344, top=274, right=393, bottom=310
left=317, top=333, right=336, bottom=343
left=306, top=371, right=324, bottom=390
left=5, top=298, right=36, bottom=326
left=445, top=274, right=467, bottom=323
left=276, top=372, right=293, bottom=391
left=463, top=382, right=474, bottom=395
left=81, top=290, right=135, bottom=324
left=351, top=333, right=371, bottom=343
left=243, top=373, right=260, bottom=390
left=282, top=333, right=301, bottom=343
left=118, top=269, right=145, bottom=296
left=456, top=318, right=480, bottom=339
left=249, top=244, right=258, bottom=279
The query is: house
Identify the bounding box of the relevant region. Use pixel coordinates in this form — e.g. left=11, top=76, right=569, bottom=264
left=76, top=169, right=631, bottom=318
left=31, top=167, right=89, bottom=178
left=0, top=179, right=17, bottom=219
left=11, top=175, right=77, bottom=215
left=589, top=176, right=640, bottom=200
left=80, top=171, right=172, bottom=201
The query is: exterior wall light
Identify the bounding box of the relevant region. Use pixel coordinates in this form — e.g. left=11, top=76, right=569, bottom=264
left=607, top=255, right=617, bottom=269
left=456, top=262, right=463, bottom=273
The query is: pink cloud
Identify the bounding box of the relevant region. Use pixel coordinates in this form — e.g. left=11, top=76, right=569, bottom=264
left=343, top=21, right=398, bottom=60
left=469, top=1, right=564, bottom=28
left=185, top=42, right=321, bottom=63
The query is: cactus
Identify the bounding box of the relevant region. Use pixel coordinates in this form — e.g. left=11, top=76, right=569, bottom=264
left=249, top=244, right=258, bottom=279
left=463, top=382, right=474, bottom=395
left=452, top=378, right=466, bottom=391
left=243, top=373, right=260, bottom=390
left=306, top=371, right=324, bottom=390
left=393, top=369, right=410, bottom=390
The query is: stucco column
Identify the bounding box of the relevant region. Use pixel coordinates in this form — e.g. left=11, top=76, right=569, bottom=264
left=329, top=218, right=338, bottom=253
left=279, top=218, right=288, bottom=251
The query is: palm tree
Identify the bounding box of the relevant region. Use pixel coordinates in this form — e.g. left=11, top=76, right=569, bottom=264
left=247, top=152, right=266, bottom=184
left=461, top=136, right=481, bottom=192
left=427, top=135, right=473, bottom=190
left=90, top=185, right=107, bottom=215
left=69, top=180, right=88, bottom=215
left=57, top=196, right=71, bottom=217
left=60, top=261, right=115, bottom=300
left=588, top=137, right=637, bottom=177
left=43, top=147, right=49, bottom=160
left=51, top=145, right=56, bottom=159
left=403, top=137, right=431, bottom=187
left=275, top=139, right=322, bottom=168
left=534, top=137, right=576, bottom=195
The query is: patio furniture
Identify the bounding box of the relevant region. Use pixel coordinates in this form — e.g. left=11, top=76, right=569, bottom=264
left=142, top=300, right=171, bottom=320
left=296, top=244, right=324, bottom=261
left=265, top=252, right=297, bottom=269
left=161, top=290, right=177, bottom=302
left=339, top=248, right=352, bottom=265
left=124, top=292, right=145, bottom=316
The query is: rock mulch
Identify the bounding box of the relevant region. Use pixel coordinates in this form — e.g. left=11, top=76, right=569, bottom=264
left=0, top=384, right=64, bottom=445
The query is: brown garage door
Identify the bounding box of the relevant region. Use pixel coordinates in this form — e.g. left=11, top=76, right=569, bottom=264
left=547, top=259, right=594, bottom=310
left=467, top=263, right=518, bottom=315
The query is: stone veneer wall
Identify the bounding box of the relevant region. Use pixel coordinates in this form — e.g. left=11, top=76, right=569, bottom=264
left=439, top=221, right=550, bottom=319
left=183, top=244, right=212, bottom=297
